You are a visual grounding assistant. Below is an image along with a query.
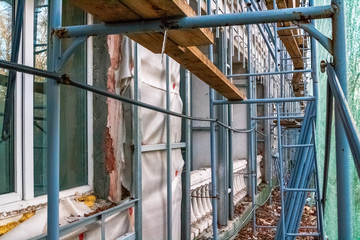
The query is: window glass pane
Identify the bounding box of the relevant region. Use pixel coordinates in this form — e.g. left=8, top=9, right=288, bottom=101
left=33, top=0, right=48, bottom=196
left=0, top=0, right=14, bottom=195
left=33, top=0, right=87, bottom=196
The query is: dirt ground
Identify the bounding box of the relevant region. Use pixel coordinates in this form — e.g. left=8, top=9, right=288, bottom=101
left=235, top=188, right=318, bottom=240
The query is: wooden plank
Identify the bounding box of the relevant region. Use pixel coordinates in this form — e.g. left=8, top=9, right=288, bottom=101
left=137, top=33, right=245, bottom=100
left=71, top=0, right=242, bottom=99
left=181, top=47, right=245, bottom=100
left=121, top=0, right=196, bottom=18
left=71, top=0, right=140, bottom=22
left=274, top=120, right=302, bottom=128
left=121, top=0, right=214, bottom=46
left=71, top=0, right=214, bottom=47
left=265, top=0, right=305, bottom=97
left=127, top=33, right=166, bottom=54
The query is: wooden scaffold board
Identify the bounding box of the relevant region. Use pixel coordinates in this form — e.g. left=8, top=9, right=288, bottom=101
left=265, top=0, right=306, bottom=97
left=71, top=0, right=246, bottom=100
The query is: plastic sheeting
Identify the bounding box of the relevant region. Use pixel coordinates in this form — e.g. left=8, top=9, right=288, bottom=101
left=0, top=197, right=130, bottom=240
left=120, top=37, right=184, bottom=240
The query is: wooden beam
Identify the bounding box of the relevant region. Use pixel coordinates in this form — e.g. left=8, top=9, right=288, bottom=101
left=265, top=0, right=306, bottom=97
left=139, top=33, right=245, bottom=100
left=71, top=0, right=243, bottom=100
left=70, top=0, right=140, bottom=22
left=71, top=0, right=214, bottom=47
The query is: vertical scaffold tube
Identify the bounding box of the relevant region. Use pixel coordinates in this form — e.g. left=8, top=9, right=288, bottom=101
left=228, top=25, right=234, bottom=220
left=166, top=56, right=172, bottom=239
left=133, top=43, right=142, bottom=239
left=181, top=69, right=191, bottom=240
left=47, top=0, right=62, bottom=239
left=276, top=104, right=286, bottom=240
left=208, top=1, right=218, bottom=239
left=246, top=17, right=257, bottom=232
left=309, top=0, right=318, bottom=108
left=332, top=0, right=352, bottom=239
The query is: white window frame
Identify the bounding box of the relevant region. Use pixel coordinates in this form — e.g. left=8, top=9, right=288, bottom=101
left=0, top=0, right=93, bottom=212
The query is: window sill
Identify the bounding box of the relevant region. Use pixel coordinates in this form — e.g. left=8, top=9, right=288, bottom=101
left=0, top=185, right=92, bottom=214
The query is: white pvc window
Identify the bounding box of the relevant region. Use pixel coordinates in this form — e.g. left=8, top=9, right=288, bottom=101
left=0, top=0, right=93, bottom=210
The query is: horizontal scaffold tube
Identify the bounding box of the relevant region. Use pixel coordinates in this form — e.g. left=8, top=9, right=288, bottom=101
left=0, top=59, right=252, bottom=134
left=251, top=116, right=304, bottom=120
left=0, top=59, right=62, bottom=81
left=228, top=69, right=312, bottom=78
left=213, top=96, right=315, bottom=105
left=55, top=5, right=335, bottom=38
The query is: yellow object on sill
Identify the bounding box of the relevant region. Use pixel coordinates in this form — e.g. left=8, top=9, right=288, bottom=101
left=76, top=194, right=96, bottom=208
left=0, top=211, right=35, bottom=236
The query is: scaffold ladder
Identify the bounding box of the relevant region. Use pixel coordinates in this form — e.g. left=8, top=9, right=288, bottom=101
left=275, top=101, right=325, bottom=240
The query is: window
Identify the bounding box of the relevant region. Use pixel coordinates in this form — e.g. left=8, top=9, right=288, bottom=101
left=0, top=0, right=14, bottom=195
left=33, top=0, right=88, bottom=196
left=0, top=0, right=90, bottom=206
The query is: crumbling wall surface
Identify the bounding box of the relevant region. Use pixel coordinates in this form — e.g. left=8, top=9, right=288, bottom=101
left=93, top=34, right=111, bottom=200
left=93, top=34, right=131, bottom=204
left=105, top=35, right=127, bottom=204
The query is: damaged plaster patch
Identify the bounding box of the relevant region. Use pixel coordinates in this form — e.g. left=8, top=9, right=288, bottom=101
left=105, top=35, right=126, bottom=204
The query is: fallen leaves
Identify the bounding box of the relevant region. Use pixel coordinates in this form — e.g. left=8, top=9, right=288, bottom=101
left=235, top=188, right=318, bottom=239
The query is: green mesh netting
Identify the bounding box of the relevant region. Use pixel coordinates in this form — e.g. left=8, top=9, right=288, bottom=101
left=315, top=0, right=360, bottom=239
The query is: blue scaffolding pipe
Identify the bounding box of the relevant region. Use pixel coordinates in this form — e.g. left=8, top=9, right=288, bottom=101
left=277, top=26, right=299, bottom=30
left=327, top=64, right=360, bottom=177
left=47, top=0, right=62, bottom=239
left=246, top=20, right=257, bottom=233
left=277, top=103, right=320, bottom=239
left=0, top=58, right=255, bottom=137
left=133, top=44, right=142, bottom=239
left=309, top=0, right=319, bottom=111
left=213, top=96, right=315, bottom=105
left=311, top=118, right=326, bottom=239
left=32, top=199, right=138, bottom=239
left=283, top=188, right=317, bottom=192
left=227, top=69, right=312, bottom=78
left=0, top=59, right=62, bottom=80
left=273, top=0, right=279, bottom=73
left=286, top=111, right=314, bottom=234
left=247, top=6, right=276, bottom=60
left=60, top=37, right=87, bottom=68
left=332, top=0, right=352, bottom=237
left=227, top=16, right=234, bottom=220
left=251, top=116, right=304, bottom=120
left=165, top=56, right=172, bottom=239
left=207, top=1, right=218, bottom=238
left=282, top=144, right=314, bottom=148
left=181, top=69, right=191, bottom=240
left=216, top=29, right=229, bottom=227
left=276, top=103, right=286, bottom=240
left=249, top=0, right=276, bottom=45
left=55, top=6, right=335, bottom=39
left=322, top=82, right=333, bottom=210
left=0, top=1, right=349, bottom=238
left=296, top=22, right=333, bottom=55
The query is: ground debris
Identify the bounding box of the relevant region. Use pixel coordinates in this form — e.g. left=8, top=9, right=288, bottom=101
left=235, top=188, right=318, bottom=240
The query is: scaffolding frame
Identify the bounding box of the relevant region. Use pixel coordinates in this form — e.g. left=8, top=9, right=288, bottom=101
left=0, top=0, right=359, bottom=239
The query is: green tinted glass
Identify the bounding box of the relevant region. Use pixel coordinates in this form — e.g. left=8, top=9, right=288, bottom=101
left=0, top=0, right=14, bottom=195
left=33, top=0, right=87, bottom=196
